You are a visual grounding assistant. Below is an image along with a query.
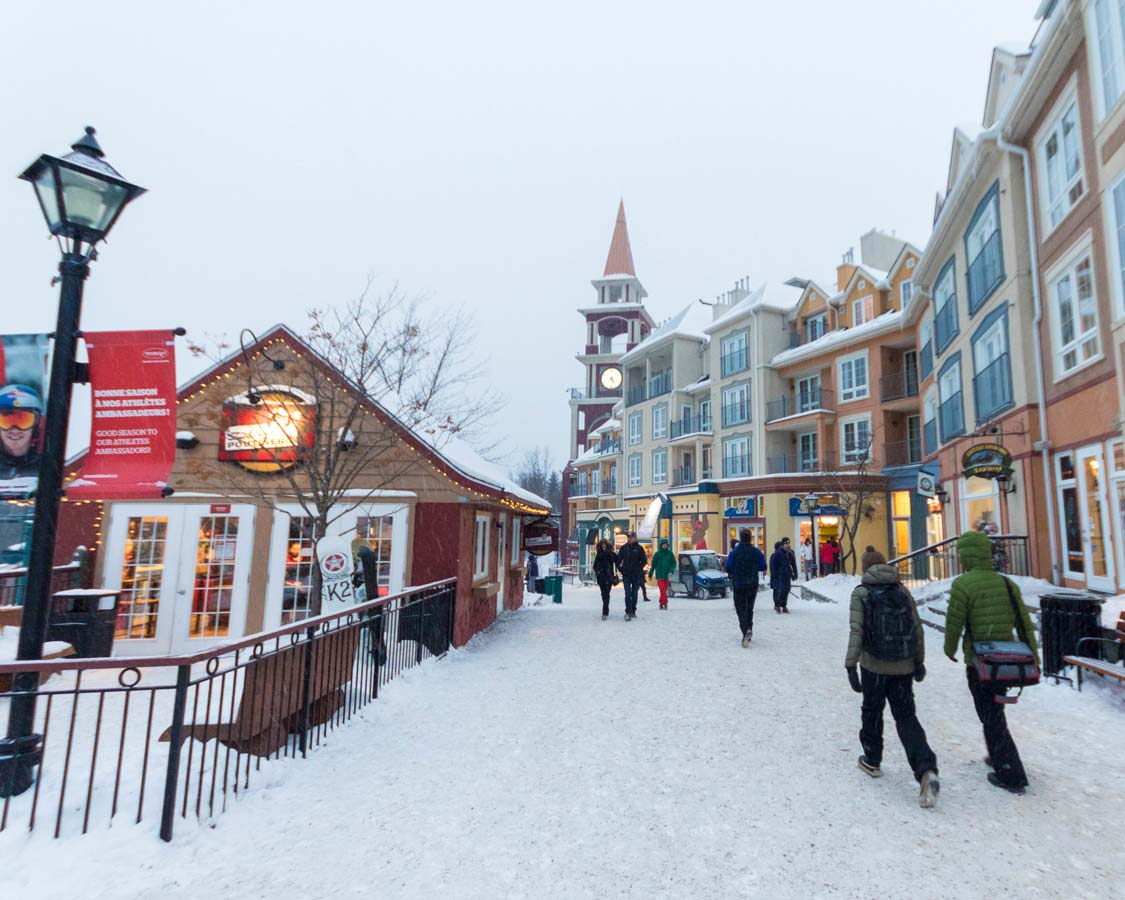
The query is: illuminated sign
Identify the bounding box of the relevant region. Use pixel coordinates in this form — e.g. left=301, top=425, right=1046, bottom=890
left=961, top=443, right=1012, bottom=480
left=218, top=386, right=316, bottom=472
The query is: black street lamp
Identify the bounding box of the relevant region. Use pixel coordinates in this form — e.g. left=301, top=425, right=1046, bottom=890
left=0, top=128, right=145, bottom=798
left=803, top=492, right=818, bottom=575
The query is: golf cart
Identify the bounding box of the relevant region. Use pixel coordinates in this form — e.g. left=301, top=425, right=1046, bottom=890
left=671, top=550, right=729, bottom=599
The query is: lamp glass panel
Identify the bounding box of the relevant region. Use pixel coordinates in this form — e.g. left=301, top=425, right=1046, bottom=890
left=33, top=166, right=62, bottom=230
left=58, top=166, right=129, bottom=234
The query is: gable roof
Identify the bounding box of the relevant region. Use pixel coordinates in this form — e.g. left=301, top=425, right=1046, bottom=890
left=70, top=324, right=549, bottom=514
left=603, top=200, right=637, bottom=277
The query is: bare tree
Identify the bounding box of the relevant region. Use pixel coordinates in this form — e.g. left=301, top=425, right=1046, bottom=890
left=182, top=282, right=504, bottom=612
left=821, top=434, right=884, bottom=575
left=513, top=447, right=563, bottom=515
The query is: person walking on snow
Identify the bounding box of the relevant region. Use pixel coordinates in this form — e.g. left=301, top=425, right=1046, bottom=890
left=592, top=538, right=617, bottom=621
left=800, top=537, right=815, bottom=581
left=943, top=530, right=1039, bottom=794
left=616, top=532, right=647, bottom=621
left=846, top=548, right=940, bottom=809
left=770, top=537, right=798, bottom=613
left=650, top=539, right=676, bottom=610
left=819, top=539, right=835, bottom=578
left=725, top=528, right=766, bottom=647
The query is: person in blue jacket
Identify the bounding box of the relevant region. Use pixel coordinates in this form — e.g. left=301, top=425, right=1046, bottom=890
left=725, top=528, right=767, bottom=647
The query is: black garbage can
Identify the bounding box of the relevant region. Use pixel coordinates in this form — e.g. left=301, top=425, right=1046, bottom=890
left=46, top=589, right=121, bottom=658
left=533, top=577, right=547, bottom=595
left=1039, top=591, right=1103, bottom=676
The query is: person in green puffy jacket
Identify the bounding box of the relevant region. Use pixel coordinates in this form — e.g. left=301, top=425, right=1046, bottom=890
left=944, top=530, right=1038, bottom=794
left=650, top=540, right=677, bottom=610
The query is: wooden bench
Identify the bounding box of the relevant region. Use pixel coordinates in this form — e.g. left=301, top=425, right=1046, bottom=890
left=1063, top=612, right=1125, bottom=692
left=159, top=625, right=362, bottom=757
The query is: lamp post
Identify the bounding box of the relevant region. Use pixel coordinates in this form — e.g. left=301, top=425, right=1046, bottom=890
left=0, top=128, right=145, bottom=798
left=803, top=492, right=818, bottom=577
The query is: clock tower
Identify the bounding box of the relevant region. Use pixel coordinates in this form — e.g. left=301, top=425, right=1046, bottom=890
left=568, top=201, right=655, bottom=458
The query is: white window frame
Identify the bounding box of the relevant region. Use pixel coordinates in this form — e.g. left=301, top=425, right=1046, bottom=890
left=852, top=294, right=874, bottom=326
left=629, top=411, right=642, bottom=445
left=720, top=331, right=748, bottom=376
left=652, top=448, right=668, bottom=484
left=920, top=314, right=933, bottom=348
left=511, top=517, right=522, bottom=566
left=652, top=403, right=668, bottom=439
left=838, top=350, right=870, bottom=403
left=722, top=436, right=750, bottom=478
left=959, top=476, right=1001, bottom=535
left=797, top=375, right=821, bottom=413
left=840, top=415, right=872, bottom=466
left=1046, top=231, right=1103, bottom=381
left=972, top=315, right=1007, bottom=376
left=900, top=279, right=914, bottom=307
left=807, top=312, right=828, bottom=342
left=1103, top=171, right=1125, bottom=321
left=1036, top=81, right=1086, bottom=236
left=698, top=399, right=712, bottom=430
left=1087, top=0, right=1125, bottom=121
left=628, top=453, right=642, bottom=487
left=474, top=513, right=491, bottom=581
left=798, top=431, right=818, bottom=471
left=721, top=382, right=750, bottom=425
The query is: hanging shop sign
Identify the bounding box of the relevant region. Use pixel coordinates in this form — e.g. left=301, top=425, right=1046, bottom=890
left=961, top=443, right=1012, bottom=480
left=789, top=497, right=846, bottom=517
left=0, top=334, right=49, bottom=499
left=316, top=534, right=357, bottom=611
left=916, top=470, right=937, bottom=498
left=523, top=518, right=558, bottom=556
left=68, top=331, right=178, bottom=500
left=219, top=385, right=316, bottom=473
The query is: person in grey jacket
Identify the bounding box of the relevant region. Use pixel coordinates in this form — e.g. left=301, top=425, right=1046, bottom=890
left=845, top=550, right=939, bottom=808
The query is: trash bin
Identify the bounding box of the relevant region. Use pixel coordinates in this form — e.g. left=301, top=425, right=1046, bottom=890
left=534, top=577, right=547, bottom=595
left=1039, top=591, right=1103, bottom=676
left=543, top=575, right=562, bottom=604
left=46, top=589, right=121, bottom=658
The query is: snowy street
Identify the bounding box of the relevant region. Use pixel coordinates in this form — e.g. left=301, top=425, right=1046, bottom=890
left=6, top=582, right=1125, bottom=900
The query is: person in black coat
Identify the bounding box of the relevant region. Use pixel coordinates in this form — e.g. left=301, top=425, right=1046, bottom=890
left=615, top=532, right=648, bottom=620
left=592, top=538, right=617, bottom=620
left=725, top=528, right=767, bottom=646
left=770, top=536, right=799, bottom=613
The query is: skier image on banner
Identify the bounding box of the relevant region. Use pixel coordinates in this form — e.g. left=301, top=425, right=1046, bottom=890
left=0, top=334, right=49, bottom=498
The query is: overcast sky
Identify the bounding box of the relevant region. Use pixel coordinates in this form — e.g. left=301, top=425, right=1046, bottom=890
left=0, top=0, right=1042, bottom=470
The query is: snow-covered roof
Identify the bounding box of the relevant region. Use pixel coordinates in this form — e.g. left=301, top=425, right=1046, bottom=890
left=417, top=428, right=550, bottom=510
left=682, top=376, right=711, bottom=395
left=590, top=417, right=621, bottom=436
left=619, top=300, right=713, bottom=364
left=770, top=309, right=907, bottom=367
left=704, top=285, right=798, bottom=335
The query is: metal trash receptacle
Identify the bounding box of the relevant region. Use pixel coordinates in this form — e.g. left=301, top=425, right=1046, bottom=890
left=47, top=589, right=121, bottom=658
left=543, top=575, right=562, bottom=604
left=1039, top=591, right=1103, bottom=676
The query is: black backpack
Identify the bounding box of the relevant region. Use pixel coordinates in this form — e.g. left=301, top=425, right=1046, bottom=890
left=862, top=583, right=918, bottom=661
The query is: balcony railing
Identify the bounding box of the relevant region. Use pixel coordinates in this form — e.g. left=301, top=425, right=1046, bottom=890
left=721, top=400, right=750, bottom=428
left=967, top=230, right=1003, bottom=312
left=765, top=388, right=834, bottom=424
left=786, top=327, right=803, bottom=349
left=720, top=349, right=748, bottom=377
left=669, top=415, right=711, bottom=439
left=722, top=455, right=751, bottom=478
left=939, top=393, right=965, bottom=442
left=569, top=387, right=587, bottom=400
left=972, top=353, right=1013, bottom=424
left=649, top=369, right=672, bottom=399
left=924, top=419, right=937, bottom=457
left=880, top=368, right=920, bottom=403
left=595, top=439, right=622, bottom=456
left=884, top=438, right=923, bottom=468
left=673, top=466, right=695, bottom=487
left=935, top=300, right=958, bottom=353
left=599, top=478, right=618, bottom=496
left=627, top=383, right=646, bottom=406
left=920, top=341, right=934, bottom=381
left=767, top=453, right=825, bottom=474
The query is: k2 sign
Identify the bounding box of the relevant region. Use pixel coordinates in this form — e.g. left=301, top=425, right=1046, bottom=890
left=316, top=534, right=357, bottom=611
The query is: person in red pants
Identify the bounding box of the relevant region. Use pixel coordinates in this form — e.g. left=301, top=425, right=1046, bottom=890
left=650, top=539, right=677, bottom=609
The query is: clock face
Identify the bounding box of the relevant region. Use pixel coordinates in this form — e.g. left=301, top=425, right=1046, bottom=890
left=600, top=367, right=622, bottom=390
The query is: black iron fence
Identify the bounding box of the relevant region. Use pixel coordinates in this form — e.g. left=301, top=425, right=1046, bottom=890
left=0, top=577, right=456, bottom=841
left=888, top=535, right=1029, bottom=592
left=0, top=550, right=91, bottom=607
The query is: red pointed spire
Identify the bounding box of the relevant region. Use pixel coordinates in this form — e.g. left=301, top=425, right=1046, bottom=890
left=603, top=200, right=636, bottom=277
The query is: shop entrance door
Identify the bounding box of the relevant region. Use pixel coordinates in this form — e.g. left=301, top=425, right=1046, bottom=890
left=104, top=503, right=256, bottom=655
left=497, top=514, right=508, bottom=615
left=1077, top=446, right=1115, bottom=592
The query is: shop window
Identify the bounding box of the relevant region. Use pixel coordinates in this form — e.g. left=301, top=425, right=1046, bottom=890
left=892, top=490, right=911, bottom=557
left=474, top=513, right=491, bottom=581
left=189, top=516, right=240, bottom=640
left=960, top=476, right=1000, bottom=535
left=282, top=517, right=319, bottom=624
left=117, top=516, right=169, bottom=640
left=357, top=515, right=395, bottom=596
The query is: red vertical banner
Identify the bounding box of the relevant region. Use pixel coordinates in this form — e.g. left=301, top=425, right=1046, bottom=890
left=68, top=331, right=178, bottom=500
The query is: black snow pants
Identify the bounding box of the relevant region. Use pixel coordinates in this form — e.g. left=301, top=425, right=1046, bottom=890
left=732, top=585, right=757, bottom=636
left=966, top=666, right=1028, bottom=788
left=860, top=668, right=938, bottom=782
left=597, top=579, right=612, bottom=616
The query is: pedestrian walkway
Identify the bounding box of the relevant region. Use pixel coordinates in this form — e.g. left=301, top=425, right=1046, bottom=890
left=8, top=586, right=1125, bottom=899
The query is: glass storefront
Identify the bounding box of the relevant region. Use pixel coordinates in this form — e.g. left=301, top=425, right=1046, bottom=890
left=116, top=516, right=169, bottom=640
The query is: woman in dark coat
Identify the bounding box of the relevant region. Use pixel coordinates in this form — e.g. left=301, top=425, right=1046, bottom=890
left=592, top=538, right=617, bottom=621
left=769, top=537, right=799, bottom=613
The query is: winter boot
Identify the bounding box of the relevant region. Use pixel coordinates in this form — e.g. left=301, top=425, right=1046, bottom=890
left=857, top=756, right=882, bottom=778
left=987, top=772, right=1026, bottom=795
left=919, top=771, right=940, bottom=809
left=601, top=614, right=608, bottom=621
left=741, top=630, right=752, bottom=648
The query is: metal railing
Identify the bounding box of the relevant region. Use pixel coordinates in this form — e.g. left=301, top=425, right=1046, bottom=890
left=649, top=369, right=672, bottom=399
left=939, top=394, right=964, bottom=442
left=765, top=387, right=833, bottom=423
left=767, top=453, right=824, bottom=474
left=972, top=353, right=1013, bottom=424
left=787, top=327, right=803, bottom=349
left=568, top=388, right=586, bottom=400
left=0, top=551, right=90, bottom=607
left=935, top=301, right=958, bottom=353
left=924, top=419, right=938, bottom=457
left=884, top=438, right=922, bottom=468
left=0, top=578, right=456, bottom=841
left=888, top=535, right=1028, bottom=592
left=722, top=455, right=751, bottom=478
left=721, top=401, right=750, bottom=428
left=967, top=230, right=1003, bottom=312
left=599, top=478, right=618, bottom=496
left=595, top=439, right=621, bottom=456
left=627, top=384, right=646, bottom=406
left=720, top=349, right=748, bottom=377
left=880, top=368, right=920, bottom=402
left=672, top=466, right=695, bottom=487
left=669, top=415, right=711, bottom=439
left=920, top=341, right=934, bottom=381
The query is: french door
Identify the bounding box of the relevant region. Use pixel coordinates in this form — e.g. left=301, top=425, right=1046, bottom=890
left=103, top=504, right=256, bottom=655
left=1077, top=446, right=1115, bottom=592
left=497, top=514, right=508, bottom=615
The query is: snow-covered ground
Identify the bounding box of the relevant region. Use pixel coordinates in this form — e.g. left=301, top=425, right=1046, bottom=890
left=4, top=583, right=1125, bottom=899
